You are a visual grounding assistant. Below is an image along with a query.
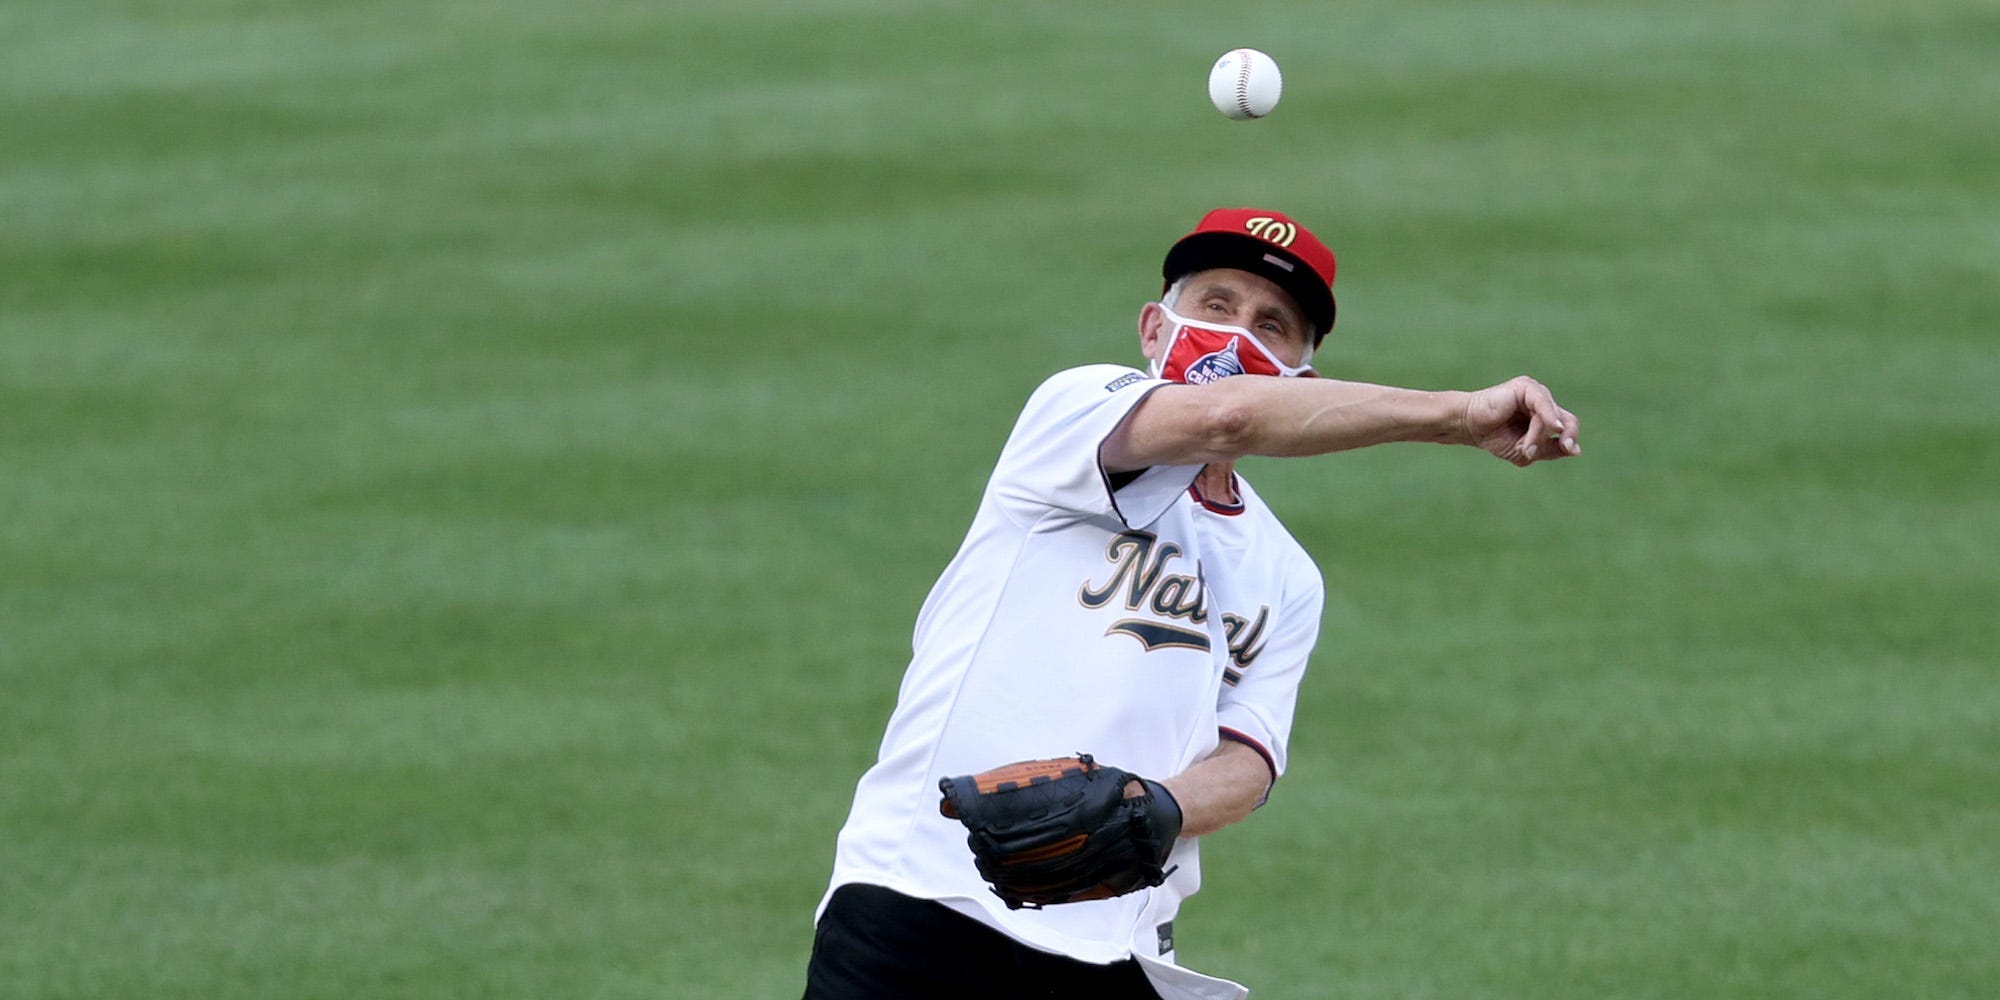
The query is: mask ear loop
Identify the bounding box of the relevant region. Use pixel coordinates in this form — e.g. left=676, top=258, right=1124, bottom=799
left=1283, top=343, right=1316, bottom=378
left=1147, top=303, right=1179, bottom=379
left=1249, top=318, right=1314, bottom=378
left=1149, top=301, right=1213, bottom=380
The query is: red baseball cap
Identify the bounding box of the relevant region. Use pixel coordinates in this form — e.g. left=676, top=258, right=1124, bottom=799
left=1162, top=208, right=1337, bottom=343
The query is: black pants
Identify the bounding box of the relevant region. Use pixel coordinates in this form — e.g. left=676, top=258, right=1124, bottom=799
left=803, top=883, right=1162, bottom=1000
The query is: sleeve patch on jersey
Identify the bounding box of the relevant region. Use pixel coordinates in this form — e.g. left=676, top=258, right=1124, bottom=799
left=1103, top=372, right=1146, bottom=392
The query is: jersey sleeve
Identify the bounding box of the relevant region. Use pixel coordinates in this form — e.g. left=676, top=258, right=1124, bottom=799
left=1214, top=562, right=1323, bottom=798
left=988, top=365, right=1200, bottom=529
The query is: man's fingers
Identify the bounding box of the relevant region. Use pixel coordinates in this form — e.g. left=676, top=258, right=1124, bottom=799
left=1528, top=383, right=1566, bottom=435
left=1484, top=377, right=1580, bottom=465
left=1516, top=379, right=1555, bottom=460
left=1519, top=416, right=1547, bottom=460
left=1557, top=408, right=1581, bottom=455
left=1521, top=381, right=1584, bottom=461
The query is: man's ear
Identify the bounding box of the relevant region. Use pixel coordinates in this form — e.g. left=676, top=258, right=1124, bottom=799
left=1137, top=302, right=1169, bottom=361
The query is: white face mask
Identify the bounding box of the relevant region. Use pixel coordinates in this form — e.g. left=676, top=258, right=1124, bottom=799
left=1149, top=304, right=1313, bottom=384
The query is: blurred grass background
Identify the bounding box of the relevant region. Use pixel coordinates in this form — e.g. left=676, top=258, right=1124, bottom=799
left=2, top=0, right=1996, bottom=997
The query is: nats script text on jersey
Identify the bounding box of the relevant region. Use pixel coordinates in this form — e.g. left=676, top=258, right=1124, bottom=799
left=821, top=364, right=1324, bottom=999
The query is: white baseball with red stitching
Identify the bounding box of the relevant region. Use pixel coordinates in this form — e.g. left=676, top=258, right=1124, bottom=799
left=1207, top=48, right=1282, bottom=121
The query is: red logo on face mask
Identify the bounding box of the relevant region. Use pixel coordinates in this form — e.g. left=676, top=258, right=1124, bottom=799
left=1169, top=331, right=1256, bottom=384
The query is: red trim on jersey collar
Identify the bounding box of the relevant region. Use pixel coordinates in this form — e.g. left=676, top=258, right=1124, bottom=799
left=1188, top=475, right=1245, bottom=516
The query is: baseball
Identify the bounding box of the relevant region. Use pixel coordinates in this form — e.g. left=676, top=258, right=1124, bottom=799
left=1208, top=48, right=1282, bottom=120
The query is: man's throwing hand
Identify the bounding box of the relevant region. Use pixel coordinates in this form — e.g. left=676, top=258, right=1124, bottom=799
left=1463, top=375, right=1582, bottom=466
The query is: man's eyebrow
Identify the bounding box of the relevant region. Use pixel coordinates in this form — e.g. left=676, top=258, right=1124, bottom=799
left=1191, top=283, right=1239, bottom=301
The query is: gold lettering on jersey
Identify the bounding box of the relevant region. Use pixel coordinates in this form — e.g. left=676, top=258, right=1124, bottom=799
left=1220, top=605, right=1272, bottom=685
left=1080, top=531, right=1213, bottom=652
left=1149, top=575, right=1201, bottom=620
left=1244, top=216, right=1297, bottom=248
left=1078, top=531, right=1209, bottom=625
left=1223, top=606, right=1271, bottom=669
left=1106, top=618, right=1211, bottom=653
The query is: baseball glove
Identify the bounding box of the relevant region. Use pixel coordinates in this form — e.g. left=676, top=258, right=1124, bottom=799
left=937, top=753, right=1182, bottom=910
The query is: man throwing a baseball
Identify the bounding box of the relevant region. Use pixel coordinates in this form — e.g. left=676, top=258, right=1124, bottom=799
left=804, top=208, right=1581, bottom=1000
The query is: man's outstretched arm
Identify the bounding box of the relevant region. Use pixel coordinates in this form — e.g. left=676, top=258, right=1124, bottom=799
left=1102, top=374, right=1582, bottom=473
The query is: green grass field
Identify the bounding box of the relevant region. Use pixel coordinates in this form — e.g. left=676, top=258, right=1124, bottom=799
left=4, top=0, right=1997, bottom=996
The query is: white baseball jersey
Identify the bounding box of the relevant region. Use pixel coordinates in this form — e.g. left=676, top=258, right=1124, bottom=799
left=820, top=364, right=1323, bottom=999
